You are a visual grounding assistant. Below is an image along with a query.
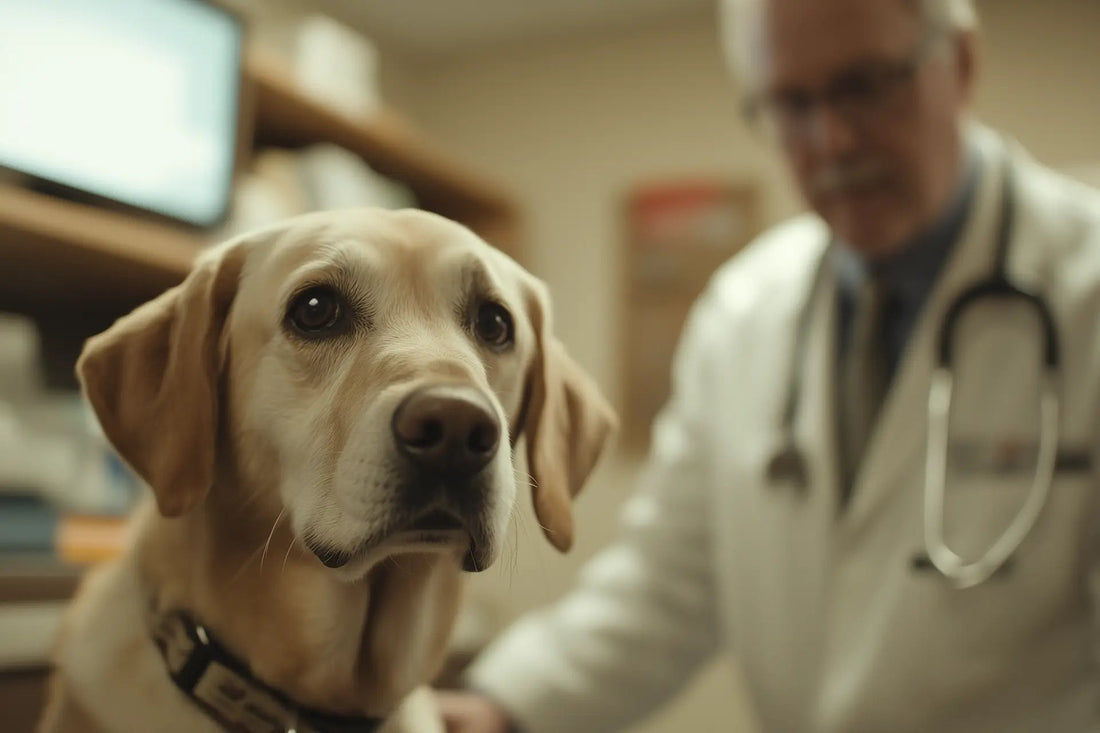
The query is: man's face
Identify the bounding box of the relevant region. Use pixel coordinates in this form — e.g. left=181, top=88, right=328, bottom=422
left=747, top=0, right=974, bottom=257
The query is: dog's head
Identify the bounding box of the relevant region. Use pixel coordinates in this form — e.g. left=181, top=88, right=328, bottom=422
left=77, top=209, right=616, bottom=579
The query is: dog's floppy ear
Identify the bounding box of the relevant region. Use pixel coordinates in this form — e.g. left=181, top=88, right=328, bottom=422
left=521, top=279, right=618, bottom=552
left=77, top=241, right=249, bottom=517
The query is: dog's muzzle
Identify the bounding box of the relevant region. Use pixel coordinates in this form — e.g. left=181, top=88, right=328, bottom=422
left=391, top=384, right=501, bottom=481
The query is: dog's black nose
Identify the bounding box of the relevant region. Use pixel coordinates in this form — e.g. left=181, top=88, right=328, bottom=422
left=392, top=385, right=500, bottom=480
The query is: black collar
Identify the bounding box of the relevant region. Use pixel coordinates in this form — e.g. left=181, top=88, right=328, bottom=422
left=149, top=610, right=386, bottom=733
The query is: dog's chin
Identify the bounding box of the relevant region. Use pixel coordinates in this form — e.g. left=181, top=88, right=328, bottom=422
left=306, top=515, right=496, bottom=580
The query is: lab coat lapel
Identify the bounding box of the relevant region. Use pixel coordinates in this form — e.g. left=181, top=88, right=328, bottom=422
left=842, top=133, right=1010, bottom=529
left=797, top=253, right=843, bottom=516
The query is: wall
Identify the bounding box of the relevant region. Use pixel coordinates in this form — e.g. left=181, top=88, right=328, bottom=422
left=974, top=0, right=1100, bottom=171
left=383, top=16, right=800, bottom=398
left=380, top=1, right=1099, bottom=730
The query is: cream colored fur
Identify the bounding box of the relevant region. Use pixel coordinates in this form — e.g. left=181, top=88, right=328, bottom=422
left=39, top=209, right=616, bottom=732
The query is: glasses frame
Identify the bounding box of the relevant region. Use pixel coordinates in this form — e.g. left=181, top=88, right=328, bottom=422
left=741, top=29, right=948, bottom=143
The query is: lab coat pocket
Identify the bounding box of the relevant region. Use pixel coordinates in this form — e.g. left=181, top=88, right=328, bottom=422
left=917, top=467, right=1094, bottom=651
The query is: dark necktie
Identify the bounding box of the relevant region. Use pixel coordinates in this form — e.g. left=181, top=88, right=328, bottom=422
left=838, top=274, right=889, bottom=503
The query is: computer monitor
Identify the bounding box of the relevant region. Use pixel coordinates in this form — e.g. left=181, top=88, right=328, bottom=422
left=0, top=0, right=243, bottom=229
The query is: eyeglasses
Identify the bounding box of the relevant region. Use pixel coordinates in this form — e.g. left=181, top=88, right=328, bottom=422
left=741, top=32, right=945, bottom=143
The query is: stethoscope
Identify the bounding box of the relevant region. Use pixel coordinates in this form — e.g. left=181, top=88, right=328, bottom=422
left=765, top=156, right=1062, bottom=589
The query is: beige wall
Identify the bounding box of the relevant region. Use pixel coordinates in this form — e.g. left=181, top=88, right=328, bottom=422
left=974, top=0, right=1100, bottom=170
left=384, top=16, right=800, bottom=397
left=381, top=2, right=1098, bottom=730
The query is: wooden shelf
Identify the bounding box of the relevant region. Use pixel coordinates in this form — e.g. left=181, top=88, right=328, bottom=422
left=247, top=55, right=519, bottom=241
left=0, top=555, right=82, bottom=604
left=0, top=185, right=199, bottom=313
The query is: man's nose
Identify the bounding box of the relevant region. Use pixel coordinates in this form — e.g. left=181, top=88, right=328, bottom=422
left=806, top=103, right=860, bottom=157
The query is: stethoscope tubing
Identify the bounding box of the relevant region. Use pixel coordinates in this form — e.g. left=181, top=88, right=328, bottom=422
left=923, top=157, right=1062, bottom=587
left=766, top=151, right=1062, bottom=588
left=923, top=368, right=1060, bottom=588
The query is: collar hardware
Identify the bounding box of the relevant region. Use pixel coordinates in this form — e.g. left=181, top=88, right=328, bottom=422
left=150, top=610, right=385, bottom=733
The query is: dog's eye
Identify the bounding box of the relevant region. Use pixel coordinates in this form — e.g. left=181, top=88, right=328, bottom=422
left=475, top=302, right=514, bottom=349
left=287, top=287, right=344, bottom=337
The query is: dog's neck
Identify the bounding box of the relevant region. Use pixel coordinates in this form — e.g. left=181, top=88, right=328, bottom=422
left=133, top=490, right=462, bottom=721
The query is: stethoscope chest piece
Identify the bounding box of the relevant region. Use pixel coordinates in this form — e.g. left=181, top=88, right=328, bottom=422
left=766, top=438, right=810, bottom=493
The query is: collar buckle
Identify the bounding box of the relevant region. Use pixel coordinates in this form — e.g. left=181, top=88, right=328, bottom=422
left=148, top=610, right=384, bottom=733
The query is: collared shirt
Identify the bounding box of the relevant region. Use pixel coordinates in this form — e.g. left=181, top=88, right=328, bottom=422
left=832, top=140, right=982, bottom=381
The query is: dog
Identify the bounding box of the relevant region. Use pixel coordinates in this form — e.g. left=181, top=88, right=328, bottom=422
left=37, top=208, right=616, bottom=732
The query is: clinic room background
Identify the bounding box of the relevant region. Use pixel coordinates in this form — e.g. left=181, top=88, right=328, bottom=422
left=379, top=3, right=1098, bottom=730
left=0, top=0, right=1096, bottom=731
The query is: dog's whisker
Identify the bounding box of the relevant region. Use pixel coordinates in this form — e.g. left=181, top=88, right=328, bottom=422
left=528, top=506, right=552, bottom=534
left=280, top=533, right=296, bottom=576
left=234, top=481, right=274, bottom=513
left=503, top=543, right=518, bottom=585
left=505, top=512, right=520, bottom=584
left=228, top=543, right=267, bottom=584
left=260, top=509, right=286, bottom=572
left=514, top=498, right=547, bottom=539
left=514, top=503, right=551, bottom=581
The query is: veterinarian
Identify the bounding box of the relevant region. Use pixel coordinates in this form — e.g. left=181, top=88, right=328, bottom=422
left=438, top=0, right=1100, bottom=730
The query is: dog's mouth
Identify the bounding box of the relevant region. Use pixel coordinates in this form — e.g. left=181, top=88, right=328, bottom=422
left=406, top=508, right=465, bottom=533
left=308, top=509, right=490, bottom=572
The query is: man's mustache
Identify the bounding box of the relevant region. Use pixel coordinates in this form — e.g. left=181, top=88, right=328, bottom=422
left=811, top=161, right=889, bottom=196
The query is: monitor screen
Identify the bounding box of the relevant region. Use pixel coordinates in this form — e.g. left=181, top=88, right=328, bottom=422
left=0, top=0, right=242, bottom=229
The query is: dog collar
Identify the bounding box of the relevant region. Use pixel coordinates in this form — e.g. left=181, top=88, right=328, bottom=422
left=149, top=610, right=386, bottom=733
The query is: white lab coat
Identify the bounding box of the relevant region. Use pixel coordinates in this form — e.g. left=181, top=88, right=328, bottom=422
left=466, top=126, right=1100, bottom=733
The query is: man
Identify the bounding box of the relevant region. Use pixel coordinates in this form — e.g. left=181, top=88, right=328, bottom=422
left=439, top=0, right=1100, bottom=730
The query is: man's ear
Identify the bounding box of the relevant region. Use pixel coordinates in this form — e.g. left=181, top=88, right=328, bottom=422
left=954, top=30, right=980, bottom=107
left=521, top=279, right=618, bottom=552
left=76, top=241, right=250, bottom=517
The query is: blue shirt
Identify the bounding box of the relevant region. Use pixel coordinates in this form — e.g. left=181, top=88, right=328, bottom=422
left=832, top=143, right=981, bottom=380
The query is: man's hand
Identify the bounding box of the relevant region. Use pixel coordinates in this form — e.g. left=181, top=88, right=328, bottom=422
left=434, top=689, right=515, bottom=733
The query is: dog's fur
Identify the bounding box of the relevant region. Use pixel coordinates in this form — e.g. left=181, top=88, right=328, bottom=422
left=38, top=209, right=616, bottom=732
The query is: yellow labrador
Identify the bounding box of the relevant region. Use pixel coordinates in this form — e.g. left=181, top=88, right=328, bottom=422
left=38, top=209, right=616, bottom=733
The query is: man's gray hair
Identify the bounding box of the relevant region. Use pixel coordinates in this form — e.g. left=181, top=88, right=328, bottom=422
left=912, top=0, right=979, bottom=32
left=720, top=0, right=979, bottom=81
